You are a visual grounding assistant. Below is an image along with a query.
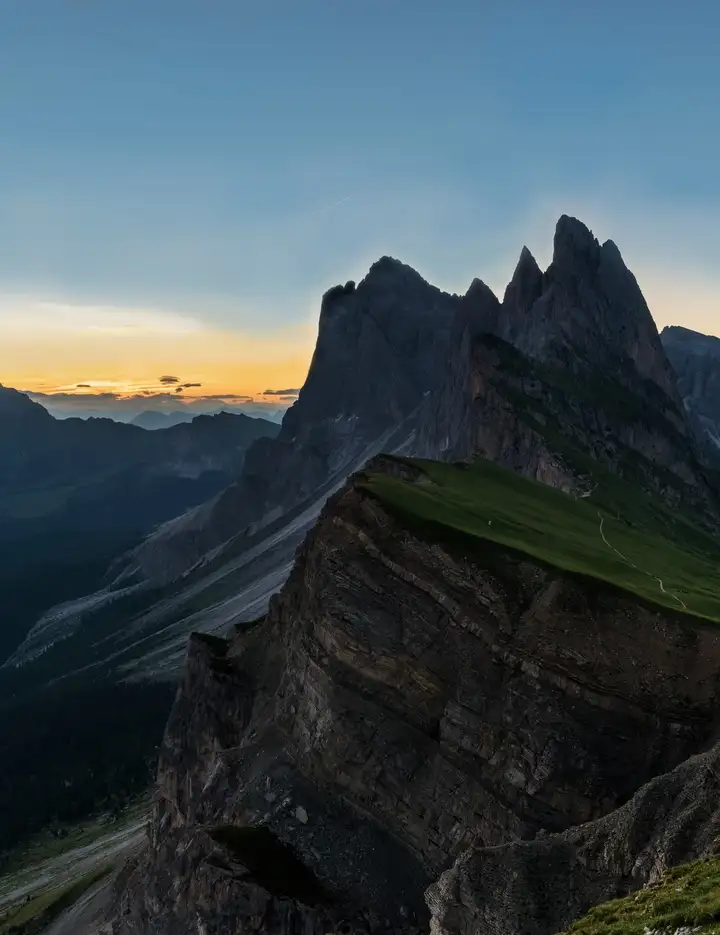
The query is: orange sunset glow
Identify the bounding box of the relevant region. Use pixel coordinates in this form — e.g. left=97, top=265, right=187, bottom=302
left=0, top=295, right=317, bottom=408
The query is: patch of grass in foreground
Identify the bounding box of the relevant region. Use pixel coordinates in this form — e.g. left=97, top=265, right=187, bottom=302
left=363, top=457, right=720, bottom=623
left=561, top=857, right=720, bottom=935
left=0, top=864, right=112, bottom=934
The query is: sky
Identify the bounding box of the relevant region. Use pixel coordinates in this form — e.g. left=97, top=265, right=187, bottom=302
left=0, top=0, right=718, bottom=416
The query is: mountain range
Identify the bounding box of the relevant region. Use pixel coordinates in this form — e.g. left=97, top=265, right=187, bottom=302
left=33, top=398, right=288, bottom=425
left=4, top=215, right=720, bottom=934
left=130, top=406, right=288, bottom=430
left=0, top=398, right=278, bottom=665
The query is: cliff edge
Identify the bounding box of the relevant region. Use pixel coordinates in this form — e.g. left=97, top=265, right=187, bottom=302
left=108, top=455, right=720, bottom=934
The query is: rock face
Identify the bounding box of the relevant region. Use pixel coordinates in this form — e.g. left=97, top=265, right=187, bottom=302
left=662, top=325, right=720, bottom=456
left=419, top=219, right=711, bottom=510
left=498, top=217, right=680, bottom=401
left=109, top=261, right=459, bottom=586
left=428, top=738, right=720, bottom=935
left=108, top=459, right=720, bottom=935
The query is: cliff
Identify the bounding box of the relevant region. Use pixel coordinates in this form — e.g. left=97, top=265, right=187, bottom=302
left=428, top=734, right=720, bottom=935
left=108, top=456, right=720, bottom=934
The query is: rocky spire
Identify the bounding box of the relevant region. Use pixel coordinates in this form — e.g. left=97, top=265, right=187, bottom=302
left=502, top=245, right=543, bottom=316
left=550, top=214, right=602, bottom=278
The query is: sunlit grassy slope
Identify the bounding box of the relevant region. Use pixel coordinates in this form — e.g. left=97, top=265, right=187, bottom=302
left=560, top=857, right=720, bottom=935
left=363, top=456, right=720, bottom=623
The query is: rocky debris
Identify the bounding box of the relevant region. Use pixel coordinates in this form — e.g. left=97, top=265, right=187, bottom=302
left=106, top=462, right=720, bottom=934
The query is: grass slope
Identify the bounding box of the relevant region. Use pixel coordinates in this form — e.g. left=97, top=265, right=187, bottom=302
left=561, top=857, right=720, bottom=934
left=364, top=457, right=720, bottom=623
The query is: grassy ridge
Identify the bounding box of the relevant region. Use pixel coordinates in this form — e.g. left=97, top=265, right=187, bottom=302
left=364, top=457, right=720, bottom=623
left=561, top=857, right=720, bottom=935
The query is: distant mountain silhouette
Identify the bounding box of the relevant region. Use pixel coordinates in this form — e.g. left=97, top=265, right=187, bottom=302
left=0, top=387, right=278, bottom=663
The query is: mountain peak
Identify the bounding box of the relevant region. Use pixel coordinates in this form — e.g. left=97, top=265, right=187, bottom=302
left=502, top=245, right=543, bottom=313
left=662, top=325, right=720, bottom=357
left=361, top=255, right=431, bottom=291
left=465, top=276, right=497, bottom=305
left=551, top=214, right=601, bottom=275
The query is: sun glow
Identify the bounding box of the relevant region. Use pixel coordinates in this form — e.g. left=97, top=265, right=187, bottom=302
left=0, top=294, right=316, bottom=404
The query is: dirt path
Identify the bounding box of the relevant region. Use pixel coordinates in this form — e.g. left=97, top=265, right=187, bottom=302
left=597, top=512, right=687, bottom=611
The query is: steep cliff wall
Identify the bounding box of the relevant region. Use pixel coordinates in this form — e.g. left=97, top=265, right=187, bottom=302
left=108, top=458, right=720, bottom=934
left=428, top=737, right=720, bottom=935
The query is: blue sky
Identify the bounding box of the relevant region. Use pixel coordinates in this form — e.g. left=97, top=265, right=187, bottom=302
left=0, top=0, right=718, bottom=402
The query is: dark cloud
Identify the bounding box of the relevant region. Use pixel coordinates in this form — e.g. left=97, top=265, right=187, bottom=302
left=159, top=375, right=180, bottom=385
left=262, top=387, right=301, bottom=396
left=181, top=382, right=202, bottom=389
left=278, top=395, right=299, bottom=402
left=175, top=386, right=184, bottom=393
left=76, top=383, right=91, bottom=388
left=198, top=393, right=254, bottom=401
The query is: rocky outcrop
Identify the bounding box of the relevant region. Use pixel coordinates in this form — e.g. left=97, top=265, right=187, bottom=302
left=662, top=325, right=720, bottom=457
left=107, top=460, right=720, bottom=934
left=428, top=736, right=720, bottom=935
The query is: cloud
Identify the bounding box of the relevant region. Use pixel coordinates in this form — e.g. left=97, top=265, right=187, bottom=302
left=181, top=382, right=202, bottom=389
left=159, top=375, right=180, bottom=384
left=263, top=387, right=301, bottom=396
left=175, top=386, right=184, bottom=393
left=76, top=383, right=91, bottom=388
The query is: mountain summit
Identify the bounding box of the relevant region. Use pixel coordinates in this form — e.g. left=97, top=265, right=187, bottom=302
left=496, top=215, right=680, bottom=400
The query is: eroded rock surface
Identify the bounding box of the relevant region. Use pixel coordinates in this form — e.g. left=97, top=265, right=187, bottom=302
left=428, top=739, right=720, bottom=935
